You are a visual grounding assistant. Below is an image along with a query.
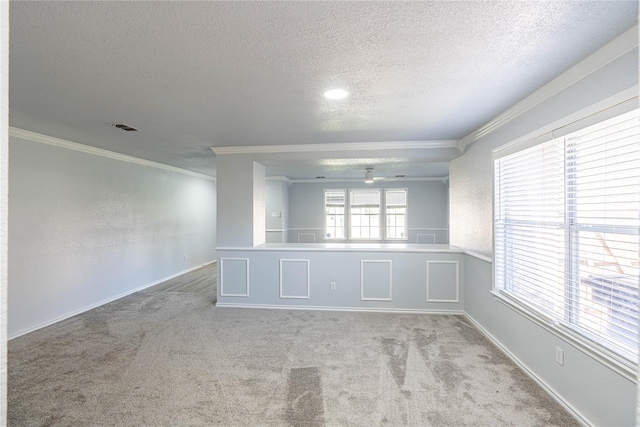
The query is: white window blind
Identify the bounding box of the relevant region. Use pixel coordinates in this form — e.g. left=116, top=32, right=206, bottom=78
left=350, top=190, right=380, bottom=206
left=385, top=189, right=408, bottom=240
left=324, top=189, right=345, bottom=239
left=350, top=189, right=381, bottom=239
left=495, top=108, right=640, bottom=362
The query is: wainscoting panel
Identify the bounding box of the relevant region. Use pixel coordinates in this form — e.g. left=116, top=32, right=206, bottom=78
left=416, top=233, right=436, bottom=244
left=297, top=233, right=316, bottom=243
left=216, top=246, right=465, bottom=311
left=361, top=260, right=392, bottom=301
left=280, top=259, right=310, bottom=299
left=426, top=260, right=459, bottom=302
left=220, top=258, right=250, bottom=297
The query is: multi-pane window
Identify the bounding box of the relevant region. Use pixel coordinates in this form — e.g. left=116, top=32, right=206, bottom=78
left=324, top=188, right=410, bottom=241
left=385, top=189, right=407, bottom=240
left=494, top=108, right=640, bottom=362
left=349, top=189, right=381, bottom=239
left=324, top=189, right=345, bottom=239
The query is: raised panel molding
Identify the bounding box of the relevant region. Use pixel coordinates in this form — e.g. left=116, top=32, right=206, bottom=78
left=360, top=260, right=392, bottom=301
left=416, top=233, right=436, bottom=244
left=220, top=258, right=250, bottom=297
left=426, top=260, right=459, bottom=303
left=279, top=259, right=310, bottom=299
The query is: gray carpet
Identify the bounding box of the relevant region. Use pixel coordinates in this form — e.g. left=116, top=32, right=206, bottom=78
left=9, top=264, right=579, bottom=426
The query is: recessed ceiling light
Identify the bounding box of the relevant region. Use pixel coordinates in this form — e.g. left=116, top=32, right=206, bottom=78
left=323, top=88, right=349, bottom=100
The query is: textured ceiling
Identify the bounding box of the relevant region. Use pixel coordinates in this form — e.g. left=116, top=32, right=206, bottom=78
left=8, top=1, right=638, bottom=178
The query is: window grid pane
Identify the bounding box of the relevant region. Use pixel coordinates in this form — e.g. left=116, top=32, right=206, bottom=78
left=385, top=189, right=407, bottom=240
left=494, top=109, right=640, bottom=362
left=350, top=190, right=381, bottom=240
left=324, top=190, right=345, bottom=239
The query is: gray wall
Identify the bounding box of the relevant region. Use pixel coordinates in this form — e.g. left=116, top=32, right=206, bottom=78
left=218, top=247, right=464, bottom=312
left=0, top=2, right=7, bottom=420
left=450, top=49, right=638, bottom=257
left=287, top=180, right=448, bottom=244
left=450, top=47, right=638, bottom=426
left=216, top=155, right=266, bottom=247
left=266, top=179, right=290, bottom=243
left=282, top=179, right=290, bottom=243
left=8, top=135, right=217, bottom=338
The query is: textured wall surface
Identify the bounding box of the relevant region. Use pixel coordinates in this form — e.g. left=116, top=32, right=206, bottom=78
left=216, top=156, right=268, bottom=248
left=266, top=180, right=284, bottom=243
left=281, top=180, right=290, bottom=243
left=451, top=46, right=638, bottom=425
left=8, top=136, right=217, bottom=338
left=0, top=0, right=8, bottom=421
left=266, top=180, right=284, bottom=231
left=216, top=155, right=256, bottom=247
left=450, top=50, right=638, bottom=257
left=252, top=162, right=266, bottom=247
left=266, top=179, right=291, bottom=243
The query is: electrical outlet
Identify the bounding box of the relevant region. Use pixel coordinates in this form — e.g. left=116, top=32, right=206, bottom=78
left=555, top=346, right=564, bottom=366
left=184, top=254, right=188, bottom=261
left=330, top=282, right=336, bottom=291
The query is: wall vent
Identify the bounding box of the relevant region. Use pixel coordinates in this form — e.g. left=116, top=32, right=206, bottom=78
left=110, top=123, right=140, bottom=132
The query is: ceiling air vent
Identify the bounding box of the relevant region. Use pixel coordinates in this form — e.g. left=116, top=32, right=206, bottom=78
left=110, top=123, right=140, bottom=132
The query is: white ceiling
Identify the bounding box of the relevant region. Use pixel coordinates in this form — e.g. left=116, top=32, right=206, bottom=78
left=8, top=1, right=638, bottom=179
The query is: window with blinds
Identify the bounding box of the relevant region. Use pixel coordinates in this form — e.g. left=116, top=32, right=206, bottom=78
left=324, top=189, right=345, bottom=239
left=350, top=189, right=381, bottom=239
left=385, top=189, right=408, bottom=240
left=494, top=108, right=640, bottom=363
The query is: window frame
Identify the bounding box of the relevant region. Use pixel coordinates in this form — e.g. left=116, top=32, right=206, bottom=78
left=492, top=103, right=640, bottom=377
left=323, top=188, right=346, bottom=241
left=384, top=188, right=408, bottom=241
left=323, top=187, right=412, bottom=242
left=348, top=188, right=382, bottom=241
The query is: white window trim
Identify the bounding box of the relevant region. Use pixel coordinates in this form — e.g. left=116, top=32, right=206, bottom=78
left=385, top=188, right=409, bottom=241
left=323, top=188, right=346, bottom=241
left=491, top=95, right=639, bottom=380
left=348, top=188, right=382, bottom=241
left=491, top=289, right=637, bottom=382
left=324, top=187, right=412, bottom=242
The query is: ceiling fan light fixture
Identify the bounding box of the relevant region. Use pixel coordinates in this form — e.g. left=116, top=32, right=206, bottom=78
left=364, top=168, right=374, bottom=184
left=323, top=88, right=349, bottom=100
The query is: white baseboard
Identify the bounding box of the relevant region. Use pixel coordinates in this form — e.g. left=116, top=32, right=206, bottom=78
left=215, top=302, right=464, bottom=316
left=8, top=260, right=216, bottom=340
left=463, top=313, right=590, bottom=427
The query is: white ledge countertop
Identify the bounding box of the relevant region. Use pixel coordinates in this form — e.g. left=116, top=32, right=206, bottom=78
left=216, top=243, right=465, bottom=253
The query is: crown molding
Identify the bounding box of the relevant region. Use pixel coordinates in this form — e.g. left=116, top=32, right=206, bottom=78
left=9, top=127, right=216, bottom=181
left=288, top=176, right=449, bottom=184
left=266, top=176, right=293, bottom=184
left=459, top=24, right=639, bottom=152
left=211, top=140, right=459, bottom=155
left=491, top=87, right=638, bottom=159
